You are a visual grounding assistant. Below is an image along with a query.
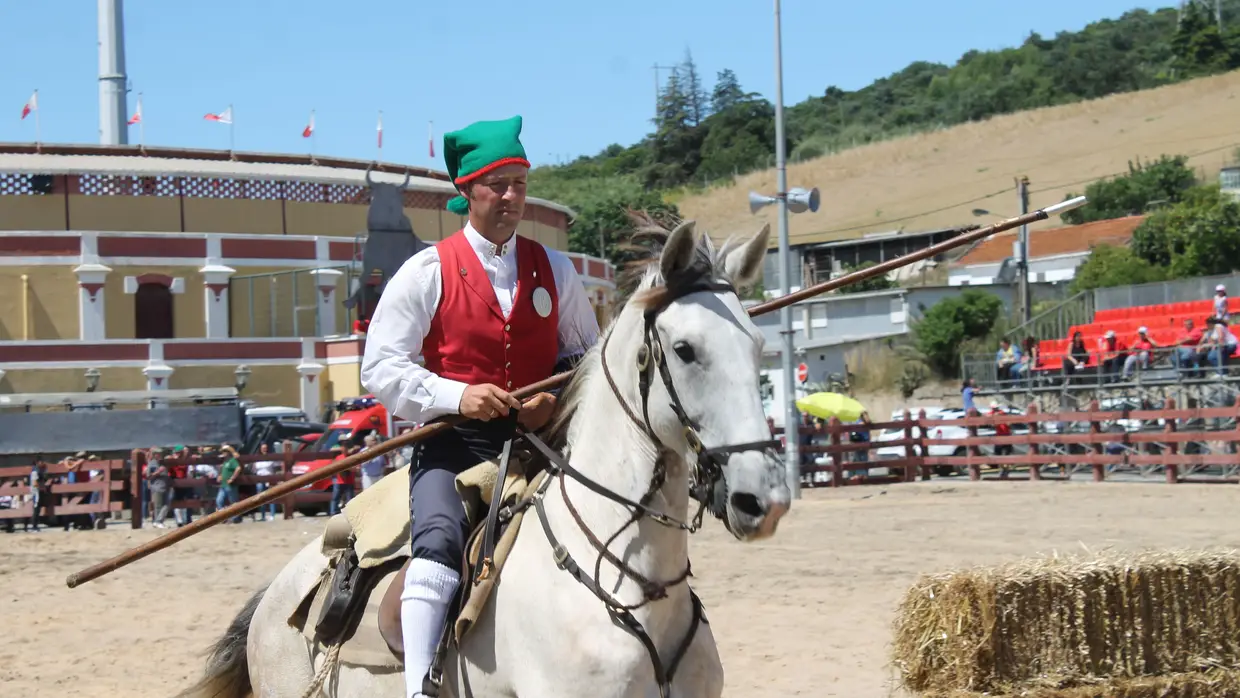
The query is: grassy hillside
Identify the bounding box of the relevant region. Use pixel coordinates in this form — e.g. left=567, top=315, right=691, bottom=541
left=530, top=1, right=1240, bottom=256
left=679, top=69, right=1240, bottom=245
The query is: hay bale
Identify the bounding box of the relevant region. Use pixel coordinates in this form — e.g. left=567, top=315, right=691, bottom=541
left=891, top=549, right=1240, bottom=696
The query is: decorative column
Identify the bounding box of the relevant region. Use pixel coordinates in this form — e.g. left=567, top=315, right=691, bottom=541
left=143, top=341, right=175, bottom=394
left=297, top=361, right=326, bottom=418
left=74, top=263, right=112, bottom=341
left=200, top=264, right=236, bottom=339
left=309, top=268, right=344, bottom=337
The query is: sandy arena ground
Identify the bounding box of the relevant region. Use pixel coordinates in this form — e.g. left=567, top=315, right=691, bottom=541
left=4, top=481, right=1239, bottom=697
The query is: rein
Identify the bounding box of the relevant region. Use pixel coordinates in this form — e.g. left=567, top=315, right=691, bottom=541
left=521, top=266, right=780, bottom=698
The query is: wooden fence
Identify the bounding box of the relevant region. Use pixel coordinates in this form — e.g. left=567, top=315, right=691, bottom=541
left=0, top=458, right=127, bottom=523
left=785, top=399, right=1240, bottom=488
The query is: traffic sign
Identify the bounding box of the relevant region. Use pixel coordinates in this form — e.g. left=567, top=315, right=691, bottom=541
left=796, top=363, right=809, bottom=383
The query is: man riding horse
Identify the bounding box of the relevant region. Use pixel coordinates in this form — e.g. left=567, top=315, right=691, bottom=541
left=360, top=115, right=600, bottom=698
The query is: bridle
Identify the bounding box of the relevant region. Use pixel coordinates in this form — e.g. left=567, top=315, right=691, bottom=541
left=521, top=262, right=781, bottom=697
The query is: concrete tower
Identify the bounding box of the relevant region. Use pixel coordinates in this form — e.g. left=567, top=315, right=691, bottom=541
left=98, top=0, right=129, bottom=145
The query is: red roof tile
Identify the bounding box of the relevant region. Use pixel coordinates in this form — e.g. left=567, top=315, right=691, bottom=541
left=954, top=215, right=1146, bottom=266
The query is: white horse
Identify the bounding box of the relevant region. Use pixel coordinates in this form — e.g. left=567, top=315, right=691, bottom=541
left=178, top=218, right=791, bottom=698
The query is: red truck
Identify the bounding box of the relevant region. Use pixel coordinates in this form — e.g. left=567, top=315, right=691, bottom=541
left=290, top=395, right=414, bottom=516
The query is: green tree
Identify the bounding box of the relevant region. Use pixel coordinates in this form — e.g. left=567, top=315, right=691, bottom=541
left=836, top=261, right=896, bottom=294
left=710, top=69, right=745, bottom=114
left=913, top=290, right=1004, bottom=376
left=1068, top=243, right=1166, bottom=293
left=1059, top=155, right=1199, bottom=224
left=679, top=49, right=709, bottom=126
left=1130, top=184, right=1240, bottom=277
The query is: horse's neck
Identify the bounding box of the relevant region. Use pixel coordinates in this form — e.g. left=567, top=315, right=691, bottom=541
left=554, top=366, right=691, bottom=599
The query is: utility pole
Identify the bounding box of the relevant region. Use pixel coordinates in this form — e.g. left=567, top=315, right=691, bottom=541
left=1217, top=0, right=1223, bottom=30
left=1017, top=176, right=1031, bottom=325
left=772, top=0, right=800, bottom=499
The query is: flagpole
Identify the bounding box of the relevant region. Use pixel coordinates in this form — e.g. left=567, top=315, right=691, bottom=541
left=377, top=110, right=383, bottom=162
left=310, top=109, right=316, bottom=157
left=34, top=90, right=41, bottom=147
left=229, top=103, right=235, bottom=153
left=138, top=93, right=144, bottom=147
left=428, top=119, right=434, bottom=164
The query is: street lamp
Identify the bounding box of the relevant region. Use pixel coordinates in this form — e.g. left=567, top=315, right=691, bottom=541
left=84, top=367, right=101, bottom=393
left=234, top=364, right=252, bottom=393
left=746, top=0, right=822, bottom=501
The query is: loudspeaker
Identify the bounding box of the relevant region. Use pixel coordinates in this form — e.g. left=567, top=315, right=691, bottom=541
left=748, top=191, right=777, bottom=215
left=787, top=187, right=820, bottom=214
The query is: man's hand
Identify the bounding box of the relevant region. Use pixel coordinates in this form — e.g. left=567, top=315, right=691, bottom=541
left=460, top=383, right=522, bottom=421
left=518, top=392, right=557, bottom=431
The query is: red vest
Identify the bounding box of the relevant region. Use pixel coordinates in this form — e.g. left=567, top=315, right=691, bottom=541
left=423, top=230, right=560, bottom=392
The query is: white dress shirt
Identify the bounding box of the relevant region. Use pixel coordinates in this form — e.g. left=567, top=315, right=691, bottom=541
left=361, top=222, right=601, bottom=424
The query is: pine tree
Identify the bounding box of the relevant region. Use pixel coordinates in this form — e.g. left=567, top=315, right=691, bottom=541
left=711, top=69, right=745, bottom=113
left=680, top=49, right=709, bottom=125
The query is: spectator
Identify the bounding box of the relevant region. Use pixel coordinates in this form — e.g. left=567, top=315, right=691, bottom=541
left=1014, top=336, right=1039, bottom=381
left=360, top=433, right=389, bottom=491
left=250, top=442, right=280, bottom=522
left=192, top=447, right=219, bottom=515
left=1214, top=284, right=1230, bottom=323
left=989, top=401, right=1013, bottom=479
left=1199, top=317, right=1238, bottom=375
left=1174, top=318, right=1203, bottom=378
left=1097, top=330, right=1126, bottom=380
left=168, top=445, right=194, bottom=528
left=1123, top=326, right=1158, bottom=379
left=961, top=378, right=977, bottom=412
left=25, top=456, right=50, bottom=532
left=145, top=448, right=172, bottom=529
left=995, top=339, right=1022, bottom=381
left=1062, top=331, right=1090, bottom=381
left=847, top=412, right=872, bottom=480
left=86, top=455, right=107, bottom=530
left=215, top=445, right=243, bottom=524
left=328, top=446, right=356, bottom=516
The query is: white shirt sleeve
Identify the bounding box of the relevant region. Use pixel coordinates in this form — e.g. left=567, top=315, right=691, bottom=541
left=360, top=247, right=470, bottom=424
left=546, top=249, right=601, bottom=359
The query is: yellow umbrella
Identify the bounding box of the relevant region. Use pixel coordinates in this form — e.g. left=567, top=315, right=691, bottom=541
left=795, top=392, right=865, bottom=422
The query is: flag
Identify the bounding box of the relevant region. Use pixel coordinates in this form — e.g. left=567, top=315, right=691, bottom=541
left=20, top=91, right=37, bottom=120
left=428, top=121, right=435, bottom=158
left=377, top=112, right=383, bottom=149
left=128, top=96, right=142, bottom=125
left=204, top=107, right=233, bottom=124
left=302, top=110, right=315, bottom=138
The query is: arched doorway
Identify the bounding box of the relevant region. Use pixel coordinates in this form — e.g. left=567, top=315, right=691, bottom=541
left=135, top=283, right=174, bottom=339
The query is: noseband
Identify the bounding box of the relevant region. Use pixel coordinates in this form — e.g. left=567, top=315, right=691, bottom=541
left=518, top=263, right=779, bottom=698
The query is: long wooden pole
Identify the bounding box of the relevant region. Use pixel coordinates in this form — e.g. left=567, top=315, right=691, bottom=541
left=65, top=195, right=1086, bottom=588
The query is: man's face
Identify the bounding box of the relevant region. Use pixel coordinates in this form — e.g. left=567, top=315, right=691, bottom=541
left=466, top=163, right=528, bottom=235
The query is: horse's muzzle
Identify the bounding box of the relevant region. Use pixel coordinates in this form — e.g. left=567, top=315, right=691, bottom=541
left=726, top=483, right=790, bottom=541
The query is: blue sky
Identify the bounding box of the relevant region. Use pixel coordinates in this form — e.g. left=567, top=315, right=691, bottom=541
left=0, top=0, right=1171, bottom=168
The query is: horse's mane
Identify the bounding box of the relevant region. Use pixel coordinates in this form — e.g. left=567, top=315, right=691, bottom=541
left=541, top=211, right=747, bottom=452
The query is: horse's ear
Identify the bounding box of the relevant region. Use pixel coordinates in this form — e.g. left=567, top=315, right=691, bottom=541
left=724, top=223, right=770, bottom=289
left=660, top=219, right=698, bottom=281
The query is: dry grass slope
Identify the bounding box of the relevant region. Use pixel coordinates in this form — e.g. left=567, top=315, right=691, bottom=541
left=679, top=70, right=1240, bottom=247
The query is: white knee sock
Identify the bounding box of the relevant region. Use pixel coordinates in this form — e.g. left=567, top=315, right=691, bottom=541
left=401, top=559, right=461, bottom=698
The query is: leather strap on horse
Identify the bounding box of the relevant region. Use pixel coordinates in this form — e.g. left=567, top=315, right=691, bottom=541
left=477, top=438, right=515, bottom=584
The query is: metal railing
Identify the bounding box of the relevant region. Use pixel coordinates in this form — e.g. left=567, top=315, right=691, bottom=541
left=961, top=347, right=1240, bottom=391
left=1004, top=291, right=1095, bottom=342
left=1093, top=272, right=1240, bottom=310
left=230, top=264, right=356, bottom=338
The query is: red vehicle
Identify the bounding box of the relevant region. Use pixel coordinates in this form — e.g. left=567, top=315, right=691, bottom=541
left=290, top=395, right=413, bottom=515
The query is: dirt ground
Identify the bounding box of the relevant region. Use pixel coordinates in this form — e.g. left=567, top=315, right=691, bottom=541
left=3, top=481, right=1238, bottom=698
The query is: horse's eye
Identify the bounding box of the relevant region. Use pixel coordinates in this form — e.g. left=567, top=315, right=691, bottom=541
left=672, top=341, right=696, bottom=363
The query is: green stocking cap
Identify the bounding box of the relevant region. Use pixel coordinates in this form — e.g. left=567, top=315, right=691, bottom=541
left=442, top=115, right=531, bottom=215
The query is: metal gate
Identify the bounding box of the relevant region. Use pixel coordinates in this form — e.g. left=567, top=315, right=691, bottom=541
left=230, top=264, right=357, bottom=338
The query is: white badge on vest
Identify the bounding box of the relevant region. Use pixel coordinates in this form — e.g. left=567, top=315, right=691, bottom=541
left=532, top=287, right=553, bottom=318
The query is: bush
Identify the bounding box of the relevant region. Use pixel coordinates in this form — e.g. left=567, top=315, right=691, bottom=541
left=913, top=290, right=1004, bottom=376
left=1069, top=243, right=1167, bottom=293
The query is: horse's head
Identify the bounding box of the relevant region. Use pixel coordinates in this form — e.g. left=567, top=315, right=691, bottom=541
left=605, top=218, right=790, bottom=541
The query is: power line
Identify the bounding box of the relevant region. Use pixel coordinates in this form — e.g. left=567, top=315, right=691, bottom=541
left=792, top=185, right=1014, bottom=239
left=790, top=139, right=1240, bottom=241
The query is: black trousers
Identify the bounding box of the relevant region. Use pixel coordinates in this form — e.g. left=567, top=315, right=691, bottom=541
left=408, top=414, right=516, bottom=571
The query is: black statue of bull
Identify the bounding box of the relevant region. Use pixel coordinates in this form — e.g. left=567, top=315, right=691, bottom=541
left=343, top=166, right=431, bottom=320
